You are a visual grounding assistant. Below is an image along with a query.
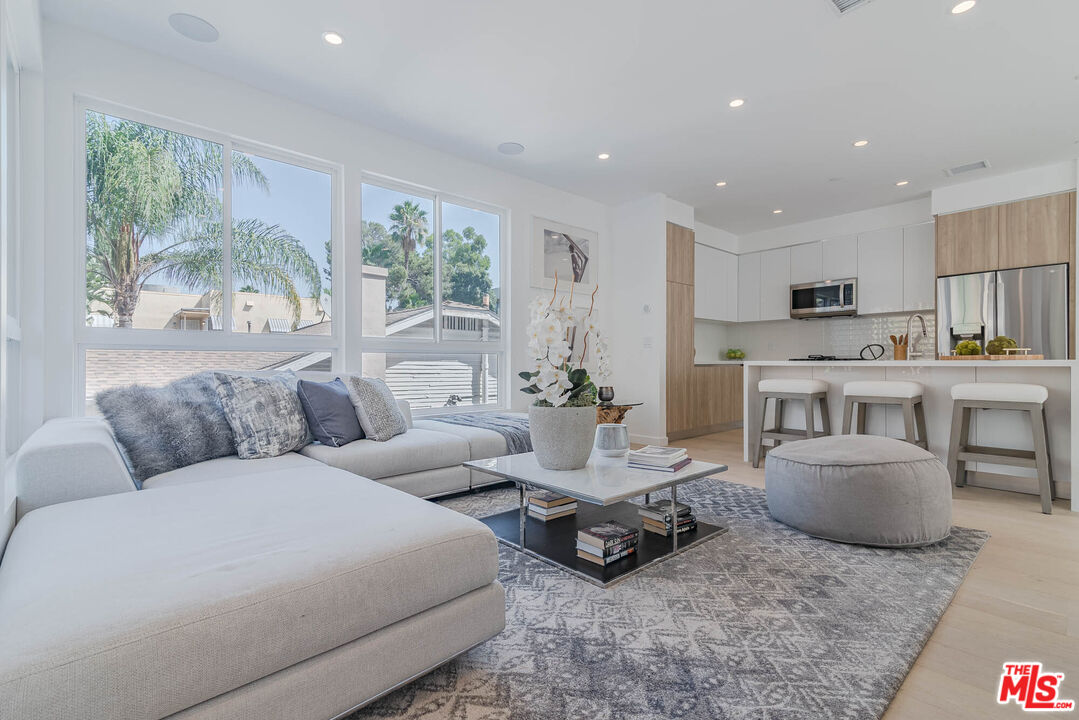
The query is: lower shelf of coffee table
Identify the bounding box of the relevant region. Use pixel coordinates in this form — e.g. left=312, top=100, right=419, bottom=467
left=478, top=500, right=727, bottom=587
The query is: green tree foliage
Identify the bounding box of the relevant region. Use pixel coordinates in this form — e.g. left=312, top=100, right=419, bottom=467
left=85, top=112, right=319, bottom=327
left=361, top=214, right=496, bottom=312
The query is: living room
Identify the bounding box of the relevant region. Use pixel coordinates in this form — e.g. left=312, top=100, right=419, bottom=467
left=1, top=1, right=1077, bottom=718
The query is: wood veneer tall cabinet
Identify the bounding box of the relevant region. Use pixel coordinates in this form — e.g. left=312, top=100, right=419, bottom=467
left=666, top=222, right=744, bottom=440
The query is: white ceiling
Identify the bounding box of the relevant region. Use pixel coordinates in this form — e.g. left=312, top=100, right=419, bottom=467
left=41, top=0, right=1079, bottom=234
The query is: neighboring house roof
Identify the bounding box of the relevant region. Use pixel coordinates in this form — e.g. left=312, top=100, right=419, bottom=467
left=385, top=301, right=500, bottom=336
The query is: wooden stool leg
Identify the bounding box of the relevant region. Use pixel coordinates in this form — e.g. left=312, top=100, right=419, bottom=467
left=914, top=399, right=929, bottom=449
left=1030, top=406, right=1053, bottom=514
left=818, top=395, right=831, bottom=435
left=947, top=401, right=965, bottom=486
left=753, top=395, right=769, bottom=469
left=901, top=399, right=917, bottom=445
left=774, top=399, right=785, bottom=434
left=804, top=397, right=816, bottom=440
left=842, top=397, right=854, bottom=435
left=1043, top=407, right=1057, bottom=500
left=856, top=401, right=867, bottom=435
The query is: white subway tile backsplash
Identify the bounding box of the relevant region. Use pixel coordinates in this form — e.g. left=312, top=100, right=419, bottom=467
left=724, top=312, right=936, bottom=360
left=823, top=312, right=937, bottom=358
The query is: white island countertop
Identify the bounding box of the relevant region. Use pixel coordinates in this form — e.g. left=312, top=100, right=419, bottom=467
left=745, top=359, right=1076, bottom=368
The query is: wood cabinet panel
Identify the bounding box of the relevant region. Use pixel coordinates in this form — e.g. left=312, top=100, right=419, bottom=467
left=666, top=222, right=694, bottom=285
left=665, top=281, right=694, bottom=435
left=998, top=192, right=1075, bottom=269
left=935, top=206, right=999, bottom=276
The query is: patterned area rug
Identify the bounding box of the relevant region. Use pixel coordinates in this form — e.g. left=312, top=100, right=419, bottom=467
left=350, top=480, right=988, bottom=720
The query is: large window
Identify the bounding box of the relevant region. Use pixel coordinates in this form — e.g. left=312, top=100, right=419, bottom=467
left=360, top=180, right=504, bottom=411
left=78, top=104, right=339, bottom=407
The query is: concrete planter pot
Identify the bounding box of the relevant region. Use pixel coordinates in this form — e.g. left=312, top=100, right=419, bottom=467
left=528, top=404, right=597, bottom=470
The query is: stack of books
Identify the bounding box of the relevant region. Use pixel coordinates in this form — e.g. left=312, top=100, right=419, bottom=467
left=576, top=521, right=639, bottom=566
left=527, top=491, right=577, bottom=522
left=627, top=445, right=692, bottom=473
left=638, top=500, right=697, bottom=537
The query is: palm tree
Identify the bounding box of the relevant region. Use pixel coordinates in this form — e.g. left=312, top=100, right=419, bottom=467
left=388, top=200, right=428, bottom=278
left=85, top=112, right=319, bottom=328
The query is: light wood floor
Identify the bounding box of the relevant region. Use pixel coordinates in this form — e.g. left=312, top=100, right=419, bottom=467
left=680, top=429, right=1079, bottom=720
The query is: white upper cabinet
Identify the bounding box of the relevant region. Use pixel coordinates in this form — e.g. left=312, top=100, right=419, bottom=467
left=902, top=223, right=936, bottom=311
left=789, top=242, right=823, bottom=284
left=694, top=244, right=722, bottom=321
left=724, top=250, right=739, bottom=322
left=857, top=228, right=904, bottom=314
left=759, top=247, right=792, bottom=321
left=822, top=235, right=858, bottom=281
left=738, top=252, right=762, bottom=322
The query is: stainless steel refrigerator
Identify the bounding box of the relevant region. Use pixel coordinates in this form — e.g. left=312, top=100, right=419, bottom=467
left=936, top=263, right=1069, bottom=359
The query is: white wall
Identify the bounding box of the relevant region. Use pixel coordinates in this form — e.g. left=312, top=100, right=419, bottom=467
left=694, top=222, right=738, bottom=253
left=931, top=161, right=1078, bottom=215
left=35, top=21, right=615, bottom=423
left=738, top=198, right=931, bottom=253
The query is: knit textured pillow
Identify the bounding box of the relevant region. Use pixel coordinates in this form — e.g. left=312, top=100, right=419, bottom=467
left=343, top=377, right=408, bottom=442
left=214, top=373, right=311, bottom=459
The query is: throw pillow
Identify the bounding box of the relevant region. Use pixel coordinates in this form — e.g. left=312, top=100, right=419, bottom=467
left=214, top=373, right=311, bottom=459
left=96, top=372, right=237, bottom=481
left=343, top=376, right=408, bottom=442
left=296, top=378, right=364, bottom=447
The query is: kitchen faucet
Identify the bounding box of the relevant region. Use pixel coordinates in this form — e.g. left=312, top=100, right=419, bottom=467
left=906, top=313, right=929, bottom=359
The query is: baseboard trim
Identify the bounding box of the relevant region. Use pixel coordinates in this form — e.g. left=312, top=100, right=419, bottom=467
left=668, top=421, right=744, bottom=442
left=630, top=433, right=669, bottom=446
left=967, top=471, right=1071, bottom=501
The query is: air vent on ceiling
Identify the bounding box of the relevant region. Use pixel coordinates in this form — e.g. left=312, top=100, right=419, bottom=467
left=828, top=0, right=877, bottom=15
left=944, top=160, right=991, bottom=177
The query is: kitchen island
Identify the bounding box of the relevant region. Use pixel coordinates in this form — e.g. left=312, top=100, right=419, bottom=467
left=743, top=360, right=1077, bottom=510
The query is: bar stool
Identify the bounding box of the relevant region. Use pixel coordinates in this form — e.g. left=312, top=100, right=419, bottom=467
left=753, top=378, right=830, bottom=468
left=947, top=383, right=1054, bottom=514
left=842, top=381, right=928, bottom=449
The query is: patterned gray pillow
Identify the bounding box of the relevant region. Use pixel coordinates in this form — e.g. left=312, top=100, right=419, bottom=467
left=214, top=373, right=311, bottom=459
left=344, top=377, right=407, bottom=442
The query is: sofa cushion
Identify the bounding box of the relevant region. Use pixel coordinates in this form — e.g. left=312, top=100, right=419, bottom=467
left=214, top=372, right=310, bottom=459
left=415, top=418, right=510, bottom=460
left=300, top=428, right=469, bottom=479
left=95, top=372, right=236, bottom=481
left=142, top=452, right=326, bottom=489
left=344, top=377, right=408, bottom=442
left=0, top=469, right=498, bottom=720
left=297, top=378, right=365, bottom=447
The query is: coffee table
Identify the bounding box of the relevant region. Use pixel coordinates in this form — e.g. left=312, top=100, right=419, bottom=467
left=465, top=452, right=728, bottom=587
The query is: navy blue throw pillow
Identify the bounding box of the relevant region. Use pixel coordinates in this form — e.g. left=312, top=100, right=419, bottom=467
left=296, top=378, right=364, bottom=447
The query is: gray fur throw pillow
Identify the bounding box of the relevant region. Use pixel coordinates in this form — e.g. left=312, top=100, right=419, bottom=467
left=96, top=372, right=237, bottom=481
left=343, top=376, right=407, bottom=442
left=214, top=373, right=311, bottom=459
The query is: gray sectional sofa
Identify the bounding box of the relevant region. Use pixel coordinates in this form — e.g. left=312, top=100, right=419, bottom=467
left=0, top=374, right=520, bottom=719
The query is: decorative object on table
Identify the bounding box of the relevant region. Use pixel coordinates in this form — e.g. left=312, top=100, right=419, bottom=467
left=889, top=333, right=908, bottom=361
left=985, top=335, right=1018, bottom=355
left=519, top=276, right=610, bottom=470
left=596, top=402, right=642, bottom=425
left=638, top=500, right=698, bottom=537
left=576, top=521, right=639, bottom=565
left=530, top=216, right=598, bottom=294
left=953, top=339, right=982, bottom=356
left=527, top=490, right=577, bottom=522
left=627, top=445, right=691, bottom=473
left=597, top=386, right=615, bottom=405
left=725, top=348, right=746, bottom=360
left=593, top=423, right=630, bottom=457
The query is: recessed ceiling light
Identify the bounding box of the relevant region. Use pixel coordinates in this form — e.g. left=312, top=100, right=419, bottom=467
left=729, top=99, right=746, bottom=108
left=852, top=139, right=870, bottom=148
left=597, top=153, right=611, bottom=160
left=896, top=180, right=910, bottom=187
left=497, top=142, right=525, bottom=155
left=773, top=209, right=783, bottom=215
left=168, top=13, right=219, bottom=43
left=715, top=181, right=728, bottom=187
left=322, top=31, right=344, bottom=45
left=951, top=1, right=976, bottom=14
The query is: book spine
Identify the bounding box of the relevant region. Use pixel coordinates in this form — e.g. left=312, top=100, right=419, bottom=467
left=579, top=531, right=639, bottom=549
left=579, top=537, right=639, bottom=556
left=601, top=546, right=637, bottom=564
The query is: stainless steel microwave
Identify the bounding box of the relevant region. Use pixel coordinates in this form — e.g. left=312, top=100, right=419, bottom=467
left=790, top=278, right=857, bottom=319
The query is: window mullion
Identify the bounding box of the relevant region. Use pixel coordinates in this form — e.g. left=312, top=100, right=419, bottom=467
left=221, top=141, right=233, bottom=336
left=432, top=195, right=443, bottom=343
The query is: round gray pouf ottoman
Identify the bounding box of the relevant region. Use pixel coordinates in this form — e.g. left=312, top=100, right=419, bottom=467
left=765, top=435, right=952, bottom=547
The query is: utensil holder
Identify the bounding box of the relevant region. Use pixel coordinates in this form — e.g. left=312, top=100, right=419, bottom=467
left=893, top=345, right=907, bottom=361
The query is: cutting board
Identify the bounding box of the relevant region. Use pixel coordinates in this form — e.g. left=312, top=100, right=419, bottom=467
left=939, top=354, right=1045, bottom=361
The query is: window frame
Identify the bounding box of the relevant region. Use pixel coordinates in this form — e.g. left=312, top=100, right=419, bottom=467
left=73, top=98, right=344, bottom=414
left=1, top=6, right=20, bottom=465
left=359, top=173, right=508, bottom=414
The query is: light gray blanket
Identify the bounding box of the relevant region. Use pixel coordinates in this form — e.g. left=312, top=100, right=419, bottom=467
left=434, top=413, right=532, bottom=455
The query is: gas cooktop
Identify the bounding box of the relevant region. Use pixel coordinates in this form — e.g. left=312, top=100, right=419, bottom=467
left=788, top=355, right=868, bottom=361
